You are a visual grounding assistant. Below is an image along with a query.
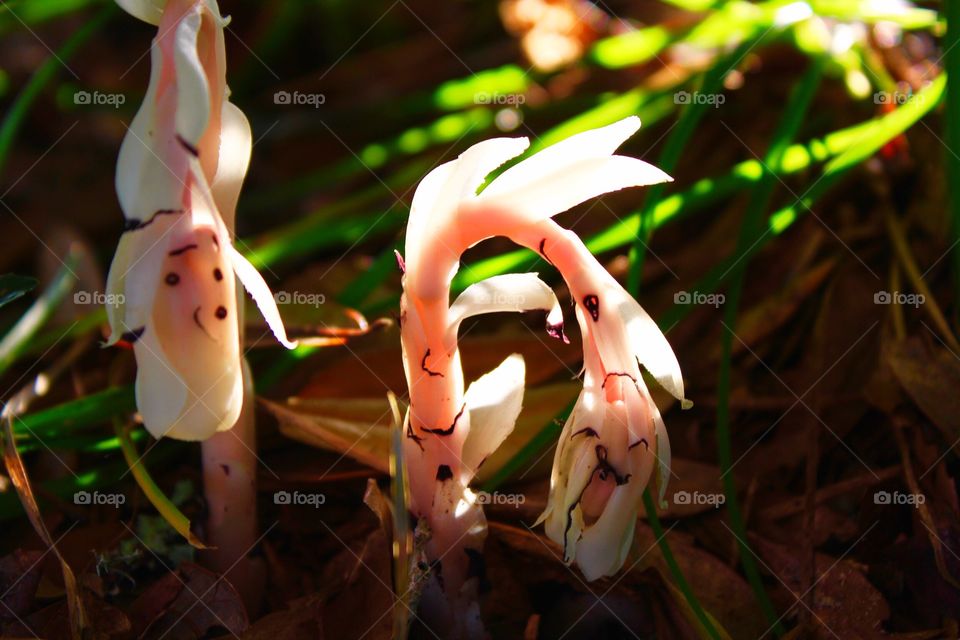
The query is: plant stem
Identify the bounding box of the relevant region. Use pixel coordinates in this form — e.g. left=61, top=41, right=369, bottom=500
left=716, top=58, right=825, bottom=637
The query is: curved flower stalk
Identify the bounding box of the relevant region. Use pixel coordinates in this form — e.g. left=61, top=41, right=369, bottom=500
left=400, top=115, right=684, bottom=634
left=105, top=0, right=295, bottom=442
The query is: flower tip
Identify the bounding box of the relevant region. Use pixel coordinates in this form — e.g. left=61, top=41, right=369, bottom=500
left=680, top=398, right=693, bottom=410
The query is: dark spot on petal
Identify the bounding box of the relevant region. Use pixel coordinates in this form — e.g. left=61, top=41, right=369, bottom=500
left=629, top=439, right=650, bottom=450
left=538, top=238, right=553, bottom=265
left=120, top=326, right=145, bottom=343
left=215, top=306, right=228, bottom=320
left=165, top=272, right=180, bottom=286
left=595, top=445, right=631, bottom=485
left=123, top=209, right=182, bottom=233
left=221, top=464, right=230, bottom=476
left=436, top=465, right=453, bottom=481
left=406, top=420, right=424, bottom=451
left=547, top=321, right=569, bottom=344
left=420, top=348, right=444, bottom=377
left=213, top=268, right=223, bottom=281
left=423, top=403, right=465, bottom=436
left=583, top=294, right=600, bottom=321
left=602, top=371, right=639, bottom=390
left=571, top=427, right=599, bottom=440
left=169, top=243, right=199, bottom=257
left=176, top=134, right=199, bottom=157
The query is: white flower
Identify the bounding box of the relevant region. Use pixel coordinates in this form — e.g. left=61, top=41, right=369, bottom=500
left=105, top=0, right=294, bottom=441
left=400, top=115, right=682, bottom=614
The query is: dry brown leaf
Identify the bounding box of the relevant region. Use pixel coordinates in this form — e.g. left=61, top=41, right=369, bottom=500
left=754, top=537, right=890, bottom=639
left=887, top=336, right=960, bottom=439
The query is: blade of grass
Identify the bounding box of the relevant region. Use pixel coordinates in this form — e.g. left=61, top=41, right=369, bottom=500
left=14, top=384, right=136, bottom=441
left=715, top=58, right=824, bottom=638
left=627, top=40, right=754, bottom=295
left=661, top=74, right=945, bottom=329
left=643, top=490, right=727, bottom=640
left=115, top=419, right=208, bottom=548
left=0, top=4, right=113, bottom=180
left=947, top=0, right=960, bottom=299
left=0, top=252, right=78, bottom=376
left=0, top=442, right=181, bottom=520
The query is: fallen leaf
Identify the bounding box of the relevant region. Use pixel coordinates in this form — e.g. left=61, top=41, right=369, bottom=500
left=129, top=562, right=248, bottom=639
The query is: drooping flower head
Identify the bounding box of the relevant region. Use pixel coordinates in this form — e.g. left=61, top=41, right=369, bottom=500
left=526, top=224, right=689, bottom=580
left=106, top=0, right=295, bottom=441
left=400, top=116, right=680, bottom=631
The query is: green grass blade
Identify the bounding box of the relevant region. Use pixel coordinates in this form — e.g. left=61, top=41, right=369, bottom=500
left=0, top=253, right=77, bottom=377
left=627, top=40, right=754, bottom=296
left=0, top=4, right=113, bottom=180
left=643, top=490, right=726, bottom=640
left=715, top=58, right=824, bottom=638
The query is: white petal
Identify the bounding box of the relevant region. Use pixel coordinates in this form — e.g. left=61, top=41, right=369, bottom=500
left=133, top=326, right=189, bottom=439
left=103, top=217, right=174, bottom=346
left=228, top=244, right=297, bottom=349
left=115, top=41, right=185, bottom=222
left=461, top=354, right=526, bottom=478
left=134, top=321, right=243, bottom=441
left=173, top=6, right=212, bottom=146
left=482, top=116, right=643, bottom=198
left=653, top=404, right=671, bottom=506
left=470, top=156, right=672, bottom=227
left=621, top=297, right=689, bottom=407
left=574, top=483, right=641, bottom=580
left=211, top=100, right=252, bottom=233
left=446, top=273, right=561, bottom=341
left=405, top=137, right=529, bottom=269
left=115, top=0, right=165, bottom=24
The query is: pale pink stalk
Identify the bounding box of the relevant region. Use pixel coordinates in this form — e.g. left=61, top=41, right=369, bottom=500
left=400, top=116, right=683, bottom=635
left=107, top=0, right=293, bottom=608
